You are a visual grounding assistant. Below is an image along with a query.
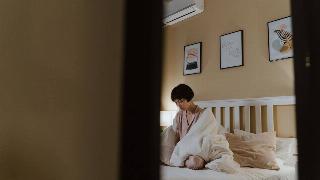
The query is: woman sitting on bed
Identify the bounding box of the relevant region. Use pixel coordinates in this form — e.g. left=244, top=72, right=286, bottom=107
left=171, top=84, right=206, bottom=170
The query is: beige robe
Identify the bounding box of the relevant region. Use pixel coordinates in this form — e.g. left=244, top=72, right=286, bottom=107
left=172, top=105, right=205, bottom=169
left=172, top=105, right=203, bottom=140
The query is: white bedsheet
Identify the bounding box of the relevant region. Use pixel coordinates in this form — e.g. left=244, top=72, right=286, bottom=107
left=161, top=159, right=296, bottom=180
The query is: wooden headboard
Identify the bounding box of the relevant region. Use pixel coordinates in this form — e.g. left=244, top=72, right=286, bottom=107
left=195, top=96, right=295, bottom=133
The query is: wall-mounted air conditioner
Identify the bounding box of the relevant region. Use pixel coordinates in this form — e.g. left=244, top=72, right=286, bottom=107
left=163, top=0, right=204, bottom=26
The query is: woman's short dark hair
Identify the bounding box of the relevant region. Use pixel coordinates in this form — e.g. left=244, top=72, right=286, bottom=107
left=171, top=84, right=194, bottom=102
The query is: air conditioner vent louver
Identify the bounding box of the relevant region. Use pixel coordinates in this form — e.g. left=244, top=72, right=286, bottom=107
left=163, top=0, right=204, bottom=26
left=165, top=9, right=196, bottom=24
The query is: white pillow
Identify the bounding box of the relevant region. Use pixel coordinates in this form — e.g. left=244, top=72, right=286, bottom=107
left=160, top=126, right=178, bottom=165
left=276, top=137, right=298, bottom=167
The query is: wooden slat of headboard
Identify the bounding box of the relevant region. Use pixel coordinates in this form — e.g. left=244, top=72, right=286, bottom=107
left=233, top=106, right=240, bottom=130
left=224, top=107, right=230, bottom=132
left=195, top=96, right=295, bottom=133
left=267, top=104, right=274, bottom=132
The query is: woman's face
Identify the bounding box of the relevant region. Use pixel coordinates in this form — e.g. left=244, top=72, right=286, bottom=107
left=174, top=99, right=190, bottom=111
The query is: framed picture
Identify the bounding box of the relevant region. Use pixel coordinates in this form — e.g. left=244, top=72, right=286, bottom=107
left=184, top=42, right=202, bottom=75
left=267, top=16, right=293, bottom=62
left=220, top=30, right=244, bottom=69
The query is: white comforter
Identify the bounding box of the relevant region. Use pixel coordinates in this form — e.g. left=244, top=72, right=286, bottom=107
left=169, top=108, right=240, bottom=173
left=161, top=160, right=296, bottom=180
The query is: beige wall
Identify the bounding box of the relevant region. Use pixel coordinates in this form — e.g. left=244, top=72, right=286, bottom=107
left=162, top=0, right=295, bottom=137
left=0, top=0, right=123, bottom=179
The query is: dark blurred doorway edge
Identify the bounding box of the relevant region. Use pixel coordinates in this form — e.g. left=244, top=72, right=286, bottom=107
left=120, top=0, right=163, bottom=180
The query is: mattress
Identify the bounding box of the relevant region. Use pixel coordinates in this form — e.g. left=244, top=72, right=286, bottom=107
left=161, top=160, right=297, bottom=180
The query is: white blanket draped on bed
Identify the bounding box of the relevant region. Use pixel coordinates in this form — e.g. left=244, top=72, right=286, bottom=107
left=169, top=108, right=240, bottom=173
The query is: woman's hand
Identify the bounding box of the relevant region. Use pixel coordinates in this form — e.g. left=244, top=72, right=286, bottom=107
left=184, top=155, right=205, bottom=170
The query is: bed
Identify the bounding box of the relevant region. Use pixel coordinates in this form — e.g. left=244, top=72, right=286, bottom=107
left=161, top=161, right=296, bottom=180
left=161, top=96, right=297, bottom=180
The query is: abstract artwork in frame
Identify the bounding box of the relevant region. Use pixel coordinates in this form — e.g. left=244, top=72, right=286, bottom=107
left=267, top=16, right=293, bottom=62
left=183, top=42, right=202, bottom=75
left=220, top=30, right=244, bottom=69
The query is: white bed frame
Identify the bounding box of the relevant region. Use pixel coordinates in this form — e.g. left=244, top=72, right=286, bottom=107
left=195, top=96, right=295, bottom=133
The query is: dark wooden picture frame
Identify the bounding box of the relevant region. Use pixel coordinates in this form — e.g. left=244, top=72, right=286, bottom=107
left=220, top=30, right=244, bottom=69
left=267, top=16, right=293, bottom=62
left=183, top=42, right=202, bottom=75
